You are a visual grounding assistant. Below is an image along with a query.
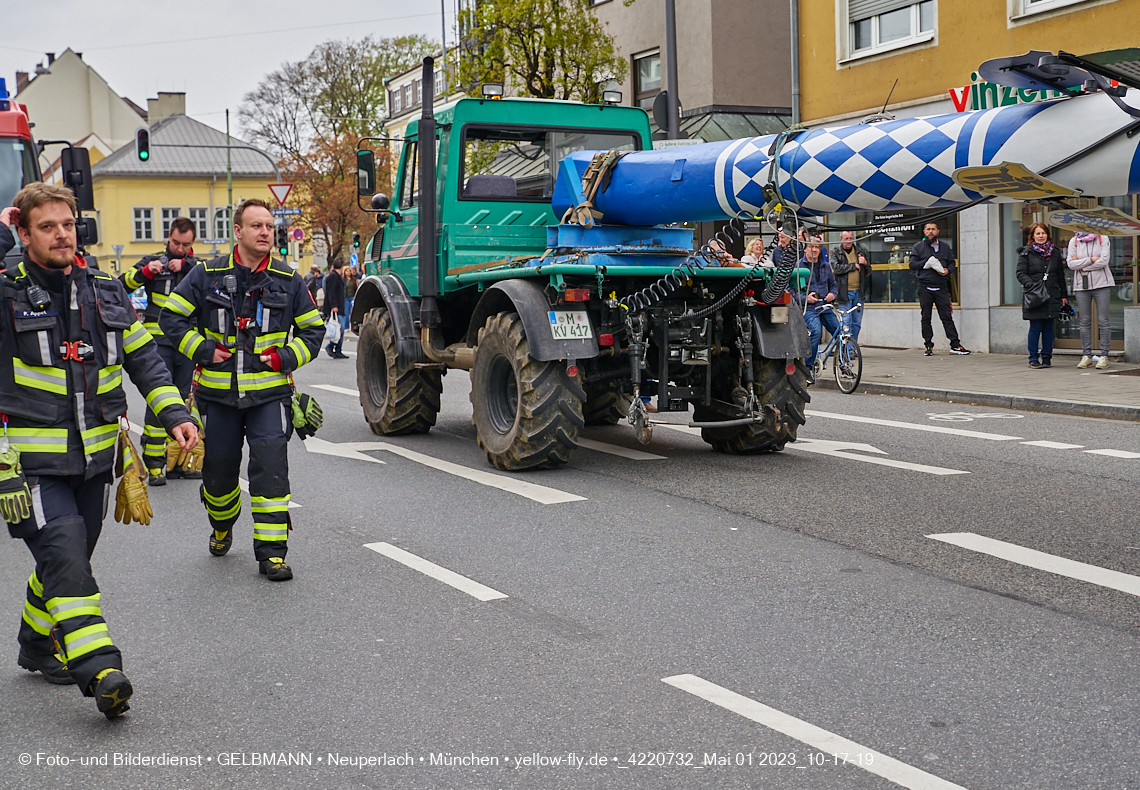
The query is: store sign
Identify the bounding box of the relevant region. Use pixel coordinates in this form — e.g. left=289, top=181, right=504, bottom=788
left=948, top=72, right=1069, bottom=112
left=1046, top=207, right=1140, bottom=236
left=952, top=162, right=1078, bottom=200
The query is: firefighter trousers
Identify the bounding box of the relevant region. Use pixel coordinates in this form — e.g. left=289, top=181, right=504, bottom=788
left=15, top=472, right=121, bottom=695
left=142, top=343, right=196, bottom=473
left=200, top=399, right=291, bottom=561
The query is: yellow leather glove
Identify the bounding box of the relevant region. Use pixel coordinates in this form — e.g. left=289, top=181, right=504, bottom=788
left=114, top=428, right=152, bottom=526
left=165, top=438, right=182, bottom=471
left=178, top=439, right=205, bottom=473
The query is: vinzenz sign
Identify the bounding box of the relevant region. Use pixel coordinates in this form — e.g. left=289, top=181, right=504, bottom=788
left=948, top=72, right=1069, bottom=112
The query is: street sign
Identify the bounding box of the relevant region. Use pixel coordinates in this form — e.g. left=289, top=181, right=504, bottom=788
left=350, top=252, right=359, bottom=266
left=268, top=183, right=294, bottom=207
left=291, top=227, right=304, bottom=241
left=272, top=208, right=302, bottom=217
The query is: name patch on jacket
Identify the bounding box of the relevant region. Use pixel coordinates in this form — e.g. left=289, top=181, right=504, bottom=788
left=15, top=309, right=57, bottom=319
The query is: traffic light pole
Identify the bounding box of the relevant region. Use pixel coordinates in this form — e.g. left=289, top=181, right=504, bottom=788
left=226, top=109, right=233, bottom=251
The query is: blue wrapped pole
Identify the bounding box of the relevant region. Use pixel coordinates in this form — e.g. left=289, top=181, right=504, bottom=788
left=552, top=90, right=1140, bottom=226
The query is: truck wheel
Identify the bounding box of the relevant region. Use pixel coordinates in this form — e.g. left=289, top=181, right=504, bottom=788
left=701, top=358, right=811, bottom=454
left=583, top=380, right=634, bottom=425
left=357, top=307, right=441, bottom=435
left=470, top=311, right=585, bottom=471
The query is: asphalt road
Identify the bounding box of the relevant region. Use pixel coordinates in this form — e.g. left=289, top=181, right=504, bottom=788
left=3, top=337, right=1138, bottom=790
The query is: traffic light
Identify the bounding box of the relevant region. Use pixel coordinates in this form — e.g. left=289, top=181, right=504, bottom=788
left=352, top=232, right=361, bottom=249
left=275, top=226, right=289, bottom=257
left=134, top=127, right=150, bottom=162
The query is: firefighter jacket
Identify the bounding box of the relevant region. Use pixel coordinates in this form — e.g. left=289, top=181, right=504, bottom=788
left=120, top=251, right=200, bottom=344
left=160, top=252, right=324, bottom=409
left=0, top=256, right=194, bottom=478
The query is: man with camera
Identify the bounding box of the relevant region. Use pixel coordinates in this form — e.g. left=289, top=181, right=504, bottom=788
left=120, top=217, right=201, bottom=484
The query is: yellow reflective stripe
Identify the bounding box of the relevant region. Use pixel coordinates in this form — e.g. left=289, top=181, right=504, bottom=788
left=285, top=337, right=311, bottom=367
left=252, top=527, right=289, bottom=541
left=28, top=570, right=43, bottom=598
left=198, top=369, right=232, bottom=389
left=142, top=321, right=163, bottom=335
left=165, top=292, right=195, bottom=316
left=46, top=593, right=102, bottom=621
left=205, top=330, right=231, bottom=344
left=145, top=385, right=182, bottom=414
left=96, top=365, right=123, bottom=395
left=236, top=372, right=290, bottom=391
left=13, top=359, right=68, bottom=395
left=295, top=309, right=322, bottom=329
left=81, top=424, right=119, bottom=454
left=7, top=428, right=68, bottom=454
left=250, top=495, right=290, bottom=513
left=178, top=330, right=207, bottom=358
left=150, top=291, right=170, bottom=307
left=253, top=331, right=288, bottom=353
left=123, top=268, right=145, bottom=290
left=202, top=486, right=240, bottom=506
left=63, top=623, right=113, bottom=661
left=123, top=322, right=152, bottom=353
left=22, top=603, right=53, bottom=636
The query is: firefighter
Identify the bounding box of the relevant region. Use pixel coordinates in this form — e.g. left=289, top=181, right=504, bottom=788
left=120, top=216, right=201, bottom=485
left=1, top=183, right=198, bottom=718
left=160, top=198, right=323, bottom=582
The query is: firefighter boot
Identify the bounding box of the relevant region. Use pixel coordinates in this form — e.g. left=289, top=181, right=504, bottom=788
left=17, top=646, right=75, bottom=685
left=91, top=668, right=133, bottom=719
left=208, top=529, right=233, bottom=557
left=259, top=557, right=293, bottom=581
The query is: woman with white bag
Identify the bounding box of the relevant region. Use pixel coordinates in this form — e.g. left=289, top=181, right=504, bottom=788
left=1066, top=232, right=1115, bottom=369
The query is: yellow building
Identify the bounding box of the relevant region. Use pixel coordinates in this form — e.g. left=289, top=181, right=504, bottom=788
left=91, top=98, right=279, bottom=273
left=795, top=0, right=1139, bottom=357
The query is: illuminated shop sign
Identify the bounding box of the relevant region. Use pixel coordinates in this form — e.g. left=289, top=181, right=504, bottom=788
left=948, top=72, right=1070, bottom=112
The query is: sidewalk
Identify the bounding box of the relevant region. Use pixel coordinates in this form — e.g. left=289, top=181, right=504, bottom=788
left=814, top=347, right=1140, bottom=422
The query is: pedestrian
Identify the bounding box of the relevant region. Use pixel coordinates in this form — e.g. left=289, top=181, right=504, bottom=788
left=908, top=221, right=970, bottom=356
left=322, top=258, right=348, bottom=359
left=344, top=264, right=358, bottom=321
left=119, top=216, right=201, bottom=484
left=740, top=238, right=768, bottom=265
left=830, top=230, right=871, bottom=341
left=303, top=264, right=322, bottom=305
left=1, top=183, right=198, bottom=718
left=160, top=199, right=324, bottom=582
left=1067, top=231, right=1115, bottom=369
left=793, top=235, right=839, bottom=371
left=1016, top=223, right=1069, bottom=369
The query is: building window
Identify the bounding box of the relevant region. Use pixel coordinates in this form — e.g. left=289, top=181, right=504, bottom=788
left=188, top=207, right=209, bottom=240
left=414, top=79, right=422, bottom=106
left=434, top=69, right=444, bottom=97
left=392, top=87, right=402, bottom=114
left=403, top=85, right=413, bottom=111
left=633, top=51, right=661, bottom=109
left=160, top=207, right=182, bottom=240
left=848, top=1, right=933, bottom=59
left=133, top=207, right=154, bottom=242
left=1014, top=0, right=1095, bottom=16
left=214, top=207, right=231, bottom=241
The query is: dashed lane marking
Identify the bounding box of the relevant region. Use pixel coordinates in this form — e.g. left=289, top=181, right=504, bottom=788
left=1019, top=440, right=1084, bottom=449
left=928, top=532, right=1140, bottom=597
left=1084, top=449, right=1140, bottom=459
left=312, top=384, right=361, bottom=397
left=339, top=442, right=586, bottom=505
left=576, top=438, right=666, bottom=460
left=364, top=542, right=508, bottom=601
left=806, top=410, right=1021, bottom=440
left=663, top=674, right=969, bottom=790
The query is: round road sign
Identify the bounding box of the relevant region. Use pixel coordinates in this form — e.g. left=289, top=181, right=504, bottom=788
left=291, top=227, right=304, bottom=242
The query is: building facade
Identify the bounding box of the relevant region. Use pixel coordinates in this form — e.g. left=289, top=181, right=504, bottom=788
left=797, top=0, right=1139, bottom=358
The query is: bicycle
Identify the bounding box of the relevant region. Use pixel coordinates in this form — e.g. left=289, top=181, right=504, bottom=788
left=809, top=302, right=863, bottom=394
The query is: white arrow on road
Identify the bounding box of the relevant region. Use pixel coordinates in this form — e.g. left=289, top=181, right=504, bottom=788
left=788, top=438, right=969, bottom=476
left=301, top=435, right=387, bottom=464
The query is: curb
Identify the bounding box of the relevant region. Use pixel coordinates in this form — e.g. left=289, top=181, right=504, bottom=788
left=812, top=379, right=1140, bottom=422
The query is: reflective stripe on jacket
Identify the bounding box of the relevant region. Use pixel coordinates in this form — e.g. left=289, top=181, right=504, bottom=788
left=119, top=253, right=199, bottom=343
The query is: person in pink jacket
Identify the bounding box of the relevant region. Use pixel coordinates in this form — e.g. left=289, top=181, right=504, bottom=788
left=1066, top=232, right=1115, bottom=369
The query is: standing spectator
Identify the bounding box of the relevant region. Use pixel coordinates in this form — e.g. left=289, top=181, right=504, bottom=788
left=908, top=221, right=970, bottom=356
left=1067, top=231, right=1114, bottom=369
left=344, top=265, right=358, bottom=322
left=830, top=230, right=871, bottom=341
left=793, top=236, right=838, bottom=371
left=741, top=238, right=768, bottom=265
left=1016, top=223, right=1069, bottom=368
left=303, top=264, right=322, bottom=306
left=322, top=258, right=348, bottom=359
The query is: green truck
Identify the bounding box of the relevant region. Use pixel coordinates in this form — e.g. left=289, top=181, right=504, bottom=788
left=352, top=58, right=812, bottom=471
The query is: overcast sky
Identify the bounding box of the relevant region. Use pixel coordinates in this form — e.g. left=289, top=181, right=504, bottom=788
left=1, top=0, right=453, bottom=134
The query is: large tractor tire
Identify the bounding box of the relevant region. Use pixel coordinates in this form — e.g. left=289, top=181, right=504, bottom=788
left=583, top=380, right=634, bottom=425
left=470, top=311, right=585, bottom=471
left=701, top=358, right=810, bottom=454
left=357, top=307, right=442, bottom=435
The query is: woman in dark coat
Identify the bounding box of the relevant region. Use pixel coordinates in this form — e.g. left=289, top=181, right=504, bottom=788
left=1016, top=222, right=1069, bottom=369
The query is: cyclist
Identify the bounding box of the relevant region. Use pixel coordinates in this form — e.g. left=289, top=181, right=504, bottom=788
left=793, top=235, right=838, bottom=371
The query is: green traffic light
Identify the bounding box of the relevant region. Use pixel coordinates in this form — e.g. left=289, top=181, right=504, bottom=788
left=139, top=151, right=148, bottom=160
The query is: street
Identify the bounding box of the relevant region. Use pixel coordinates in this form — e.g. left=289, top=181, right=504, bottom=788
left=3, top=338, right=1139, bottom=790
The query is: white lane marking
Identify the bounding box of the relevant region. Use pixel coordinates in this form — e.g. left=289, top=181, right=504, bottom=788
left=364, top=542, right=508, bottom=601
left=657, top=425, right=969, bottom=476
left=663, top=674, right=969, bottom=790
left=340, top=442, right=586, bottom=504
left=312, top=384, right=361, bottom=397
left=1084, top=449, right=1140, bottom=459
left=301, top=435, right=386, bottom=464
left=928, top=532, right=1140, bottom=597
left=576, top=437, right=666, bottom=460
left=808, top=410, right=1021, bottom=440
left=1019, top=440, right=1084, bottom=449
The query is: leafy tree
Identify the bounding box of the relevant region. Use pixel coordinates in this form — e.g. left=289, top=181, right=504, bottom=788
left=458, top=0, right=627, bottom=103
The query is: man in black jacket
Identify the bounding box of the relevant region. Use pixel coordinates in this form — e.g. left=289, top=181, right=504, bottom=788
left=908, top=221, right=970, bottom=356
left=321, top=258, right=347, bottom=359
left=830, top=230, right=871, bottom=341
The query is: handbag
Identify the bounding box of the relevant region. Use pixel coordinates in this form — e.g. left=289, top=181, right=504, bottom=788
left=324, top=315, right=343, bottom=343
left=1022, top=261, right=1050, bottom=311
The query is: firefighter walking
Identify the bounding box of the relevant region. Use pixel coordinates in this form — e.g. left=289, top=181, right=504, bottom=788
left=119, top=216, right=201, bottom=485
left=1, top=184, right=198, bottom=718
left=160, top=199, right=323, bottom=581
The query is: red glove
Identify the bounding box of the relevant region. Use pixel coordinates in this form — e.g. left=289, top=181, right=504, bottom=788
left=260, top=347, right=283, bottom=372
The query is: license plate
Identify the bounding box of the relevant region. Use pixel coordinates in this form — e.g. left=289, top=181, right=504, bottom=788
left=548, top=310, right=593, bottom=340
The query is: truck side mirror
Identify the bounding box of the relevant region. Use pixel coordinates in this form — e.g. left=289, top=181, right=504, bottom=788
left=357, top=150, right=376, bottom=196
left=76, top=216, right=98, bottom=247
left=61, top=146, right=95, bottom=212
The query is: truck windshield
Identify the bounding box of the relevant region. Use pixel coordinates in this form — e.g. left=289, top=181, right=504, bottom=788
left=0, top=137, right=38, bottom=210
left=461, top=125, right=639, bottom=201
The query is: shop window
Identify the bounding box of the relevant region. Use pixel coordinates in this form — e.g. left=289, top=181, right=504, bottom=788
left=846, top=1, right=933, bottom=60
left=633, top=51, right=661, bottom=109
